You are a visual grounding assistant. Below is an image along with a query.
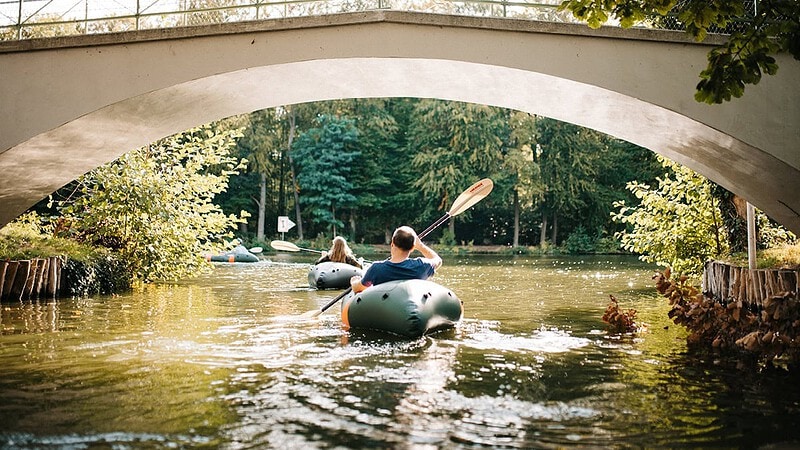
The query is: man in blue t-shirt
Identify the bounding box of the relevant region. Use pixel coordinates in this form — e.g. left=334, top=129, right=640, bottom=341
left=350, top=226, right=442, bottom=293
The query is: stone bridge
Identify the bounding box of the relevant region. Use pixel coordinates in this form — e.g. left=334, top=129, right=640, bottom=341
left=1, top=11, right=798, bottom=233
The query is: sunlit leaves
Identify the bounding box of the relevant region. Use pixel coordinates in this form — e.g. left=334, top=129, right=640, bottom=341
left=558, top=0, right=676, bottom=29
left=57, top=125, right=247, bottom=283
left=559, top=0, right=799, bottom=103
left=612, top=156, right=727, bottom=275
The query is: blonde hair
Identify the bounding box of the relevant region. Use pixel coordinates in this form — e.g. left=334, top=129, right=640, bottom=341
left=328, top=236, right=355, bottom=263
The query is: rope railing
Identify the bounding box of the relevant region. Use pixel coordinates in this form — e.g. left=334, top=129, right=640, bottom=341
left=1, top=0, right=746, bottom=41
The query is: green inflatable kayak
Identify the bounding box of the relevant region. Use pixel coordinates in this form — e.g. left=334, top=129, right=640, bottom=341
left=341, top=279, right=463, bottom=338
left=308, top=262, right=364, bottom=290
left=205, top=245, right=260, bottom=263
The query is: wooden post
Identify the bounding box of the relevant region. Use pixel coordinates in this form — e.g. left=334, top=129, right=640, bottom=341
left=23, top=259, right=39, bottom=298
left=35, top=258, right=48, bottom=298
left=10, top=260, right=30, bottom=301
left=50, top=256, right=63, bottom=297
left=0, top=261, right=7, bottom=300
left=731, top=266, right=741, bottom=301
left=47, top=257, right=59, bottom=297
left=747, top=202, right=756, bottom=270
left=2, top=261, right=19, bottom=300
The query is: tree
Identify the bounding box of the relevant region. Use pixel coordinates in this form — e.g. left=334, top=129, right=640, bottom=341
left=235, top=109, right=288, bottom=241
left=408, top=100, right=506, bottom=236
left=502, top=111, right=543, bottom=247
left=559, top=0, right=800, bottom=104
left=291, top=115, right=360, bottom=235
left=612, top=156, right=727, bottom=275
left=302, top=98, right=407, bottom=242
left=55, top=125, right=247, bottom=282
left=536, top=118, right=603, bottom=245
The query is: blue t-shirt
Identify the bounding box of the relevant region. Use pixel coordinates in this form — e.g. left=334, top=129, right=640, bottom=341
left=360, top=257, right=436, bottom=287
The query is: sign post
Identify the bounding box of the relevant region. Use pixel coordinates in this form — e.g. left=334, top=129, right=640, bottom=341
left=277, top=216, right=296, bottom=240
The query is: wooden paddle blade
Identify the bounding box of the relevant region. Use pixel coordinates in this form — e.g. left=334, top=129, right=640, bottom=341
left=248, top=247, right=263, bottom=254
left=448, top=178, right=493, bottom=216
left=301, top=309, right=323, bottom=319
left=270, top=240, right=301, bottom=252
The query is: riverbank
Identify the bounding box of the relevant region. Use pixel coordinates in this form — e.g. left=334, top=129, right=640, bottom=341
left=353, top=244, right=512, bottom=255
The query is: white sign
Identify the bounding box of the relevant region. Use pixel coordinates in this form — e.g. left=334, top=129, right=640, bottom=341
left=277, top=216, right=296, bottom=233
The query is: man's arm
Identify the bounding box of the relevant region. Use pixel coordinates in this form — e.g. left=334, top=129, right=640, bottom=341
left=414, top=239, right=442, bottom=270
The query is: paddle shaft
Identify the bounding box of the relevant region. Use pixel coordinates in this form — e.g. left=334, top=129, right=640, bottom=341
left=315, top=211, right=451, bottom=315
left=298, top=247, right=324, bottom=254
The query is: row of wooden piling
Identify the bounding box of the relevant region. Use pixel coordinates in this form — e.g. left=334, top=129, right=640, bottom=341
left=0, top=257, right=63, bottom=302
left=703, top=260, right=799, bottom=307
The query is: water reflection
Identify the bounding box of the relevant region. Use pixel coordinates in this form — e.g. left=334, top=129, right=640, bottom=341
left=1, top=300, right=60, bottom=334
left=0, top=255, right=798, bottom=448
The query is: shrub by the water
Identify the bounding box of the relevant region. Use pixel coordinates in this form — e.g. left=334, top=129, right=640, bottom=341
left=61, top=252, right=132, bottom=297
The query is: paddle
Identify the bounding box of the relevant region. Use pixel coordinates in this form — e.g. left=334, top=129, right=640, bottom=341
left=271, top=240, right=372, bottom=266
left=249, top=247, right=263, bottom=254
left=270, top=240, right=323, bottom=254
left=301, top=178, right=494, bottom=319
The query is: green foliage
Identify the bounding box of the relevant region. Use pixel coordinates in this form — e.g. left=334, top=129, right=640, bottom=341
left=756, top=212, right=798, bottom=249
left=55, top=125, right=247, bottom=283
left=561, top=226, right=622, bottom=254
left=215, top=99, right=678, bottom=249
left=408, top=100, right=505, bottom=213
left=695, top=31, right=780, bottom=104
left=438, top=228, right=457, bottom=246
left=231, top=108, right=291, bottom=238
left=536, top=118, right=602, bottom=242
left=291, top=115, right=360, bottom=234
left=559, top=0, right=800, bottom=103
left=595, top=235, right=622, bottom=253
left=0, top=212, right=96, bottom=261
left=342, top=99, right=408, bottom=241
left=612, top=156, right=727, bottom=275
left=563, top=225, right=595, bottom=254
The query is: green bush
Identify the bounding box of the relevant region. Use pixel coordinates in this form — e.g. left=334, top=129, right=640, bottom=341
left=563, top=226, right=595, bottom=254
left=438, top=229, right=457, bottom=247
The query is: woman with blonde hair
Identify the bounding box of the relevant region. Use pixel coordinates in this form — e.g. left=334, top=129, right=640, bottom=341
left=315, top=236, right=362, bottom=268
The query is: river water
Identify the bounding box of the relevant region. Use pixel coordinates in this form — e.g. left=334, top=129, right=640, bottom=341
left=0, top=254, right=798, bottom=449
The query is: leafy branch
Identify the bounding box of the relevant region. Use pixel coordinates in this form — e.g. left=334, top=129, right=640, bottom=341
left=559, top=0, right=800, bottom=103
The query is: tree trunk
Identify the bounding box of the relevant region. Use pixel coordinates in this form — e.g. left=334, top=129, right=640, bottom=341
left=551, top=212, right=558, bottom=246
left=710, top=184, right=747, bottom=253
left=513, top=189, right=520, bottom=247
left=287, top=106, right=303, bottom=240
left=539, top=215, right=548, bottom=247
left=332, top=204, right=337, bottom=236
left=278, top=139, right=286, bottom=216
left=349, top=211, right=357, bottom=241
left=257, top=172, right=266, bottom=241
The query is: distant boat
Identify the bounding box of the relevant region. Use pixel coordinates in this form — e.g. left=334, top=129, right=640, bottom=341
left=205, top=245, right=260, bottom=263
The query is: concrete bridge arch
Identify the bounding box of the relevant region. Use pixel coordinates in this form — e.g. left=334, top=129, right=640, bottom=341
left=1, top=11, right=798, bottom=233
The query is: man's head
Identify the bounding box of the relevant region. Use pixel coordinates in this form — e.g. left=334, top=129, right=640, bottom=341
left=391, top=226, right=417, bottom=251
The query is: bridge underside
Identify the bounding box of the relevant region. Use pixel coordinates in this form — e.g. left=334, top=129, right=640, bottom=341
left=1, top=12, right=798, bottom=234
